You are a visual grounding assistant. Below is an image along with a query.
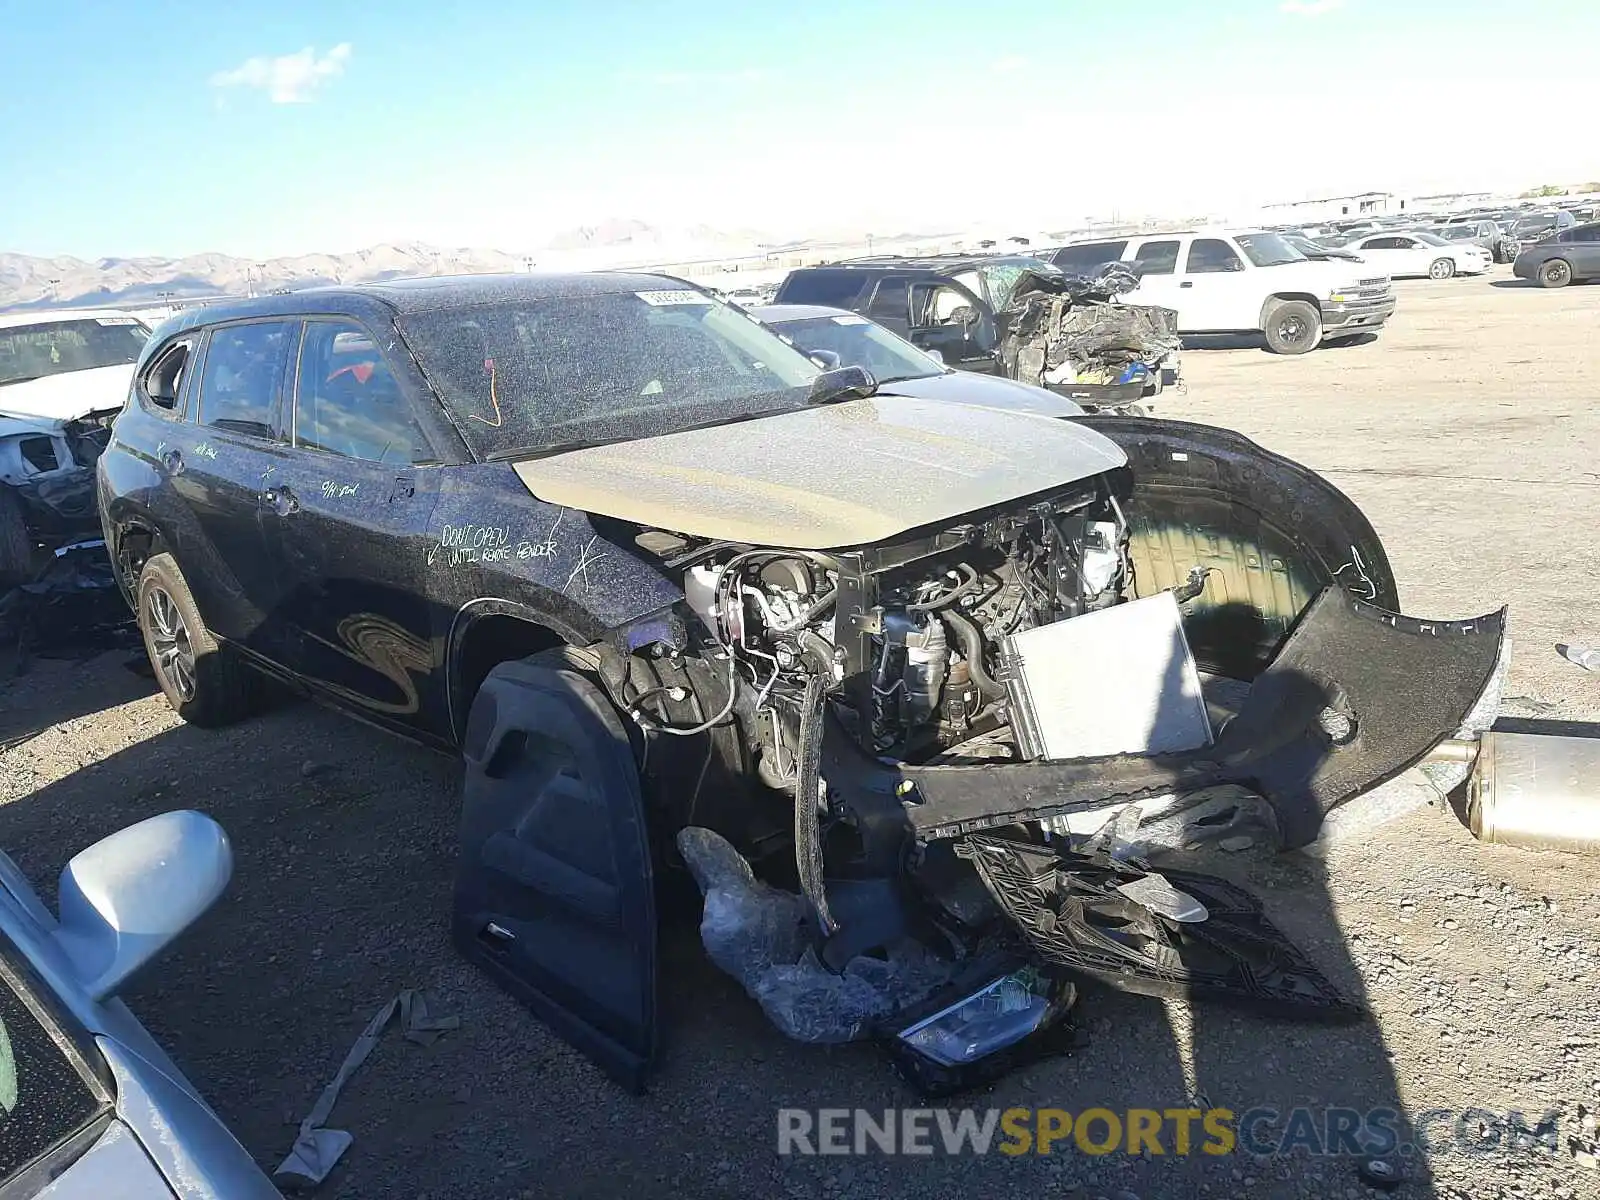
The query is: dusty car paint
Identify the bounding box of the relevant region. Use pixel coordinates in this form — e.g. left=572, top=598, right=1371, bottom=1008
left=511, top=395, right=1127, bottom=549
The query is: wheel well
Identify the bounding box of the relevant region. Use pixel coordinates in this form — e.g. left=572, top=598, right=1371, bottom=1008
left=1260, top=293, right=1322, bottom=327
left=113, top=521, right=163, bottom=593
left=451, top=613, right=569, bottom=737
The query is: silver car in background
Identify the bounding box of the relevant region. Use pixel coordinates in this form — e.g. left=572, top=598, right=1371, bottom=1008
left=0, top=811, right=277, bottom=1198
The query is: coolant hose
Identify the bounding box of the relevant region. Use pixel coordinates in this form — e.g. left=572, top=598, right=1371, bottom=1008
left=943, top=609, right=1005, bottom=702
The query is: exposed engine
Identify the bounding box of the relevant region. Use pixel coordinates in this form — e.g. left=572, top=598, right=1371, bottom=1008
left=668, top=481, right=1131, bottom=779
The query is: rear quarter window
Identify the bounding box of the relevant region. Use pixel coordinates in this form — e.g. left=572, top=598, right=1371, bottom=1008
left=774, top=270, right=869, bottom=308
left=1051, top=241, right=1129, bottom=270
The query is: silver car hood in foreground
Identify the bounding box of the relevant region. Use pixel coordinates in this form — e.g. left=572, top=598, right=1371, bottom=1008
left=513, top=394, right=1127, bottom=549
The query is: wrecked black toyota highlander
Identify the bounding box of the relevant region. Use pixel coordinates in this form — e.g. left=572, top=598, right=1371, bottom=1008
left=96, top=274, right=1507, bottom=1094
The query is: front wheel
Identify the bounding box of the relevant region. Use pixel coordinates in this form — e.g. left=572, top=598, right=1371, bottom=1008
left=136, top=553, right=255, bottom=726
left=1539, top=259, right=1573, bottom=289
left=1262, top=300, right=1323, bottom=355
left=1428, top=258, right=1456, bottom=280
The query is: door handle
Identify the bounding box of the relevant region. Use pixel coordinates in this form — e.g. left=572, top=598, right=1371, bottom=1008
left=263, top=484, right=300, bottom=516
left=1179, top=281, right=1194, bottom=288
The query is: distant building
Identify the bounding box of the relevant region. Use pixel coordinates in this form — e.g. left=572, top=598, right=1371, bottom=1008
left=1255, top=191, right=1409, bottom=223
left=1409, top=191, right=1495, bottom=210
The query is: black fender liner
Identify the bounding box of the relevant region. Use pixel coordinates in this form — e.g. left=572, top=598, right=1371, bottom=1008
left=827, top=589, right=1507, bottom=849
left=1075, top=415, right=1398, bottom=679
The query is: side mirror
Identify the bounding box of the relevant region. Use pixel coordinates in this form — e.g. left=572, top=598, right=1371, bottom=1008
left=806, top=364, right=877, bottom=405
left=53, top=811, right=232, bottom=1002
left=925, top=348, right=945, bottom=366
left=949, top=305, right=980, bottom=327
left=808, top=349, right=842, bottom=370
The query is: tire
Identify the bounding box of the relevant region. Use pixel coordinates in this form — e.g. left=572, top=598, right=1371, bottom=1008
left=1262, top=300, right=1323, bottom=355
left=0, top=488, right=32, bottom=589
left=1428, top=258, right=1456, bottom=280
left=1539, top=259, right=1573, bottom=289
left=135, top=552, right=255, bottom=726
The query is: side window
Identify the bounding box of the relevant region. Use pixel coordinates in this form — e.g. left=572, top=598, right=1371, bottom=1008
left=1051, top=241, right=1128, bottom=270
left=138, top=336, right=197, bottom=419
left=1363, top=237, right=1399, bottom=250
left=950, top=270, right=985, bottom=302
left=1132, top=240, right=1180, bottom=276
left=294, top=320, right=428, bottom=465
left=1392, top=237, right=1418, bottom=249
left=1185, top=239, right=1244, bottom=274
left=197, top=321, right=296, bottom=439
left=864, top=278, right=910, bottom=330
left=910, top=284, right=977, bottom=327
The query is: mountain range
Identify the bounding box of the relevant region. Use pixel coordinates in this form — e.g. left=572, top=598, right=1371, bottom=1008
left=0, top=221, right=776, bottom=311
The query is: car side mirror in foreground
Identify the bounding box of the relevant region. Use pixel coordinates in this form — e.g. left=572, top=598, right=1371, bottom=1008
left=53, top=811, right=232, bottom=1002
left=925, top=348, right=945, bottom=366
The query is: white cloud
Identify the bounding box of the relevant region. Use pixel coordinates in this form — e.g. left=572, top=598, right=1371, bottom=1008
left=210, top=43, right=353, bottom=104
left=1280, top=0, right=1343, bottom=14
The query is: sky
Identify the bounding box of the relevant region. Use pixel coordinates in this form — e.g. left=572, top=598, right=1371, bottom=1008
left=3, top=0, right=1598, bottom=260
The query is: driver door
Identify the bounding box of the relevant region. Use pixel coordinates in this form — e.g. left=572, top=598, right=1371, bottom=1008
left=906, top=280, right=997, bottom=372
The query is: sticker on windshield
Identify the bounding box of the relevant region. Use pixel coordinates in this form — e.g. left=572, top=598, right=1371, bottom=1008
left=95, top=317, right=139, bottom=326
left=635, top=290, right=713, bottom=307
left=830, top=315, right=869, bottom=325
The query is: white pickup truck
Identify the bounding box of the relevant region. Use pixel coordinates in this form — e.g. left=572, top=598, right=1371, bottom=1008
left=1050, top=229, right=1395, bottom=355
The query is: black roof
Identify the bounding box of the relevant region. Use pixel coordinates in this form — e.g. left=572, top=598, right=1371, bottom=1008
left=153, top=271, right=693, bottom=335
left=825, top=253, right=1045, bottom=271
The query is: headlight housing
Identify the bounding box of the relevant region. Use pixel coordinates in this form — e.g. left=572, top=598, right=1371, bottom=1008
left=896, top=967, right=1057, bottom=1067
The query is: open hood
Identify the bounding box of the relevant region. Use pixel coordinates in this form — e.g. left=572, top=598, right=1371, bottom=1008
left=512, top=395, right=1127, bottom=549
left=0, top=363, right=135, bottom=424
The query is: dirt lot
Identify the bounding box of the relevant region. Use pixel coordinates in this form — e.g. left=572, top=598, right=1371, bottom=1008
left=3, top=265, right=1598, bottom=1200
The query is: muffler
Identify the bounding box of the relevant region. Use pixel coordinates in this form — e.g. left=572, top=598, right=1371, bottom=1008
left=1467, top=731, right=1600, bottom=855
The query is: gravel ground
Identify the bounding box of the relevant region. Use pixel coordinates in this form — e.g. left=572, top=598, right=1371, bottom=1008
left=3, top=264, right=1598, bottom=1199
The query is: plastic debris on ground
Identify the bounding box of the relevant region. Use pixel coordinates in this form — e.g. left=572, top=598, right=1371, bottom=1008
left=1558, top=642, right=1600, bottom=671
left=275, top=989, right=458, bottom=1190
left=996, top=266, right=1181, bottom=393
left=677, top=826, right=954, bottom=1043
left=0, top=540, right=137, bottom=673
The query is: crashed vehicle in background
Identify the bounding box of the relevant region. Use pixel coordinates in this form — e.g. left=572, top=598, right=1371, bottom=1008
left=96, top=275, right=1507, bottom=1095
left=0, top=310, right=152, bottom=585
left=771, top=256, right=1177, bottom=413
left=994, top=263, right=1182, bottom=413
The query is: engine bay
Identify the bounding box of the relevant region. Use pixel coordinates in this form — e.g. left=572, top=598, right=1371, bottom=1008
left=645, top=476, right=1136, bottom=784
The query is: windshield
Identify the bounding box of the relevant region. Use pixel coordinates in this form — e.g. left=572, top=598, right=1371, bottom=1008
left=1439, top=227, right=1476, bottom=241
left=769, top=313, right=943, bottom=386
left=1235, top=233, right=1305, bottom=267
left=399, top=290, right=823, bottom=459
left=1284, top=236, right=1327, bottom=256
left=0, top=935, right=109, bottom=1182
left=0, top=317, right=151, bottom=387
left=1412, top=232, right=1449, bottom=246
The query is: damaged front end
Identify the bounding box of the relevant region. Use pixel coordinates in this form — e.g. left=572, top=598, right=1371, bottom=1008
left=996, top=264, right=1183, bottom=409
left=456, top=417, right=1506, bottom=1093
left=0, top=407, right=118, bottom=582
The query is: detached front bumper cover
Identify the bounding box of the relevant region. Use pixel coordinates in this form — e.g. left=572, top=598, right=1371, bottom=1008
left=830, top=587, right=1508, bottom=850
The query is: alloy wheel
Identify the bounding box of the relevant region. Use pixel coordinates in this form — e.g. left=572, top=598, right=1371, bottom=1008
left=147, top=585, right=197, bottom=702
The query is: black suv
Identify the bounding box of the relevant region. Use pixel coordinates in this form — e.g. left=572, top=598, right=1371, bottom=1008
left=771, top=255, right=1051, bottom=371
left=96, top=273, right=1505, bottom=1092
